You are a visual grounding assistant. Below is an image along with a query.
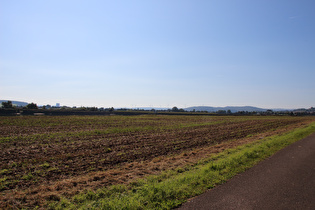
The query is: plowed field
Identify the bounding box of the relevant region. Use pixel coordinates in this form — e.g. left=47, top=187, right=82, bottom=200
left=1, top=115, right=314, bottom=209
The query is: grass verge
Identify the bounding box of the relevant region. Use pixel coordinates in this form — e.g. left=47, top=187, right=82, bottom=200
left=49, top=122, right=315, bottom=210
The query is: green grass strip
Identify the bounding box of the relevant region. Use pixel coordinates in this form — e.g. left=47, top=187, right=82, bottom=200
left=49, top=122, right=315, bottom=210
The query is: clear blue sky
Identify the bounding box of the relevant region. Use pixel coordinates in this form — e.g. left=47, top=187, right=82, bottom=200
left=1, top=0, right=314, bottom=109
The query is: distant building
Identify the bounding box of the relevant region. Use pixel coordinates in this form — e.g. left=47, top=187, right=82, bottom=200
left=56, top=103, right=60, bottom=108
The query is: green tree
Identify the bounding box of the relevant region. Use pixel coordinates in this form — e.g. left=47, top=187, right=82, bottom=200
left=27, top=103, right=38, bottom=109
left=217, top=110, right=226, bottom=114
left=1, top=101, right=13, bottom=109
left=172, top=106, right=179, bottom=112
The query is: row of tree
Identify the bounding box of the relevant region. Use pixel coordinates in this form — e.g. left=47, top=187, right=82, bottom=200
left=1, top=101, right=38, bottom=109
left=1, top=101, right=314, bottom=116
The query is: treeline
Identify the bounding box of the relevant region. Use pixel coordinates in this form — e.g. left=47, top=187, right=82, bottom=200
left=1, top=101, right=314, bottom=116
left=0, top=101, right=114, bottom=116
left=0, top=103, right=208, bottom=116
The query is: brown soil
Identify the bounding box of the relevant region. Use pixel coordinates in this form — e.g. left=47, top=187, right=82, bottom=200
left=1, top=115, right=314, bottom=209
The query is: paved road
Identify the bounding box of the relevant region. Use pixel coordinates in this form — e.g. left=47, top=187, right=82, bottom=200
left=178, top=132, right=315, bottom=210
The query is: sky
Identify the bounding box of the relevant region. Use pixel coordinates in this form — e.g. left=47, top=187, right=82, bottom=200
left=1, top=0, right=315, bottom=109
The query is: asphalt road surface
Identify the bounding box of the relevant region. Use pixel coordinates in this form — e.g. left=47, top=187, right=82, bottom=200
left=178, top=132, right=315, bottom=210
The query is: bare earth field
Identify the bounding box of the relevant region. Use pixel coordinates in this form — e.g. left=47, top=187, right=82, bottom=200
left=1, top=115, right=314, bottom=209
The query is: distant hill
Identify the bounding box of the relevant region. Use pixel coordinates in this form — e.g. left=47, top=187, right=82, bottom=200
left=125, top=106, right=293, bottom=113
left=0, top=100, right=28, bottom=107
left=129, top=107, right=169, bottom=111
left=293, top=107, right=315, bottom=112
left=185, top=106, right=269, bottom=113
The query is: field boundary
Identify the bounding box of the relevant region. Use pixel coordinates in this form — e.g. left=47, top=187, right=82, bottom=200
left=49, top=121, right=315, bottom=209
